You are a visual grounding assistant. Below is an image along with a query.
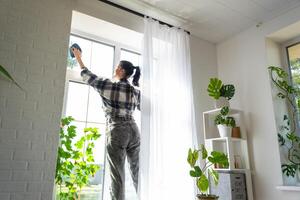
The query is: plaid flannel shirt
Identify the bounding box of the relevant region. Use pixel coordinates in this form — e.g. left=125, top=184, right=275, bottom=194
left=80, top=67, right=140, bottom=118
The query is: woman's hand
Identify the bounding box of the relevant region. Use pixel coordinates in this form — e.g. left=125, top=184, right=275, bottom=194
left=72, top=48, right=85, bottom=69
left=72, top=48, right=81, bottom=59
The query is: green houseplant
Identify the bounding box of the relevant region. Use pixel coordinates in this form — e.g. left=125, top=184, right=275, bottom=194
left=214, top=106, right=236, bottom=137
left=207, top=78, right=235, bottom=108
left=0, top=64, right=23, bottom=90
left=187, top=145, right=229, bottom=200
left=268, top=66, right=300, bottom=179
left=55, top=116, right=101, bottom=200
left=207, top=78, right=235, bottom=100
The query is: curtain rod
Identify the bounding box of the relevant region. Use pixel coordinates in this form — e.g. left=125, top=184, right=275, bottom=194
left=98, top=0, right=190, bottom=35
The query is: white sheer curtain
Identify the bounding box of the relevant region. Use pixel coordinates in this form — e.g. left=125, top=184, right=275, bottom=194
left=139, top=18, right=197, bottom=200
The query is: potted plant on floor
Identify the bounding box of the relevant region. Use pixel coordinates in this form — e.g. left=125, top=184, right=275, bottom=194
left=214, top=106, right=236, bottom=137
left=187, top=145, right=229, bottom=200
left=207, top=78, right=235, bottom=108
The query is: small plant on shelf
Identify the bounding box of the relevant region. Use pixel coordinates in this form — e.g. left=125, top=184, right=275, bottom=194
left=187, top=145, right=229, bottom=200
left=55, top=116, right=101, bottom=200
left=214, top=106, right=236, bottom=137
left=268, top=66, right=300, bottom=178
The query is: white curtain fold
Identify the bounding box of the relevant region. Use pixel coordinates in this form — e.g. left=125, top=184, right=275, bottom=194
left=139, top=18, right=197, bottom=200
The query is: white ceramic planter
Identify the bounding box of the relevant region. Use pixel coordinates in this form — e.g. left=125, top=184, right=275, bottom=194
left=214, top=97, right=230, bottom=109
left=217, top=125, right=232, bottom=138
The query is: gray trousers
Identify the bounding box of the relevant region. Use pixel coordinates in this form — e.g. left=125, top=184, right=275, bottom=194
left=106, top=117, right=140, bottom=200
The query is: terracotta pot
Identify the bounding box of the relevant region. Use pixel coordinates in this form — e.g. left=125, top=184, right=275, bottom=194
left=197, top=194, right=219, bottom=200
left=232, top=127, right=241, bottom=138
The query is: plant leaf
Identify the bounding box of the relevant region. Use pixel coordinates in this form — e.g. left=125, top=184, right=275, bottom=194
left=208, top=168, right=219, bottom=185
left=197, top=174, right=209, bottom=193
left=200, top=144, right=208, bottom=159
left=0, top=65, right=24, bottom=91
left=207, top=78, right=222, bottom=100
left=282, top=164, right=297, bottom=177
left=220, top=84, right=235, bottom=100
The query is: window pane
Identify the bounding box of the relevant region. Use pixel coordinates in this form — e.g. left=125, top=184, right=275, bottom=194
left=86, top=123, right=106, bottom=200
left=287, top=43, right=300, bottom=127
left=86, top=123, right=106, bottom=164
left=91, top=42, right=115, bottom=78
left=68, top=35, right=92, bottom=71
left=87, top=87, right=106, bottom=123
left=71, top=121, right=86, bottom=147
left=65, top=82, right=89, bottom=121
left=120, top=49, right=141, bottom=66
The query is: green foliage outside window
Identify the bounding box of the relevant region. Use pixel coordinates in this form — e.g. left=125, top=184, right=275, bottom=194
left=55, top=116, right=101, bottom=200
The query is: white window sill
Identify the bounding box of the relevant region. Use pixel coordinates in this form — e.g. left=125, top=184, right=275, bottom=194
left=276, top=185, right=300, bottom=191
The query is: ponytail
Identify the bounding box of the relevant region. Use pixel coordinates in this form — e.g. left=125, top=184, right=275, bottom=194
left=132, top=66, right=141, bottom=87
left=119, top=60, right=141, bottom=86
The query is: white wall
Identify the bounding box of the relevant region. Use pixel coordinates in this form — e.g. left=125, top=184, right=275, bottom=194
left=190, top=36, right=218, bottom=144
left=217, top=6, right=300, bottom=200
left=0, top=0, right=73, bottom=199
left=0, top=0, right=217, bottom=199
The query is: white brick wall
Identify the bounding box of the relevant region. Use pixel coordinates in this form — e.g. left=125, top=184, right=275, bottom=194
left=0, top=0, right=73, bottom=199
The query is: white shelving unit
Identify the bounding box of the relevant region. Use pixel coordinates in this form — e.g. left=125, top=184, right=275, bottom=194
left=203, top=108, right=253, bottom=200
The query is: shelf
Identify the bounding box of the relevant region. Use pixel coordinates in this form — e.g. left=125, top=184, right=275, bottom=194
left=276, top=186, right=300, bottom=191
left=203, top=108, right=253, bottom=200
left=213, top=168, right=251, bottom=172
left=203, top=108, right=242, bottom=115
left=205, top=137, right=246, bottom=142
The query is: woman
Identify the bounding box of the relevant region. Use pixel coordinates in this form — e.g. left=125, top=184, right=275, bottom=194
left=72, top=48, right=141, bottom=200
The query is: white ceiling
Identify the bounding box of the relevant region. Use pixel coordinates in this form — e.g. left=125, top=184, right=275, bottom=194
left=109, top=0, right=300, bottom=43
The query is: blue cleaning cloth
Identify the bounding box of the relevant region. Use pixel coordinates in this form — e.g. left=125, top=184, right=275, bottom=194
left=70, top=43, right=82, bottom=58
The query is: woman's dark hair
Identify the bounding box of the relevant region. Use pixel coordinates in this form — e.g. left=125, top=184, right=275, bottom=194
left=119, top=60, right=141, bottom=86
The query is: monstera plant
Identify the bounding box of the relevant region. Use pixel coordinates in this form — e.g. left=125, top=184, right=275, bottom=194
left=207, top=78, right=235, bottom=108
left=207, top=78, right=235, bottom=100
left=0, top=64, right=23, bottom=90
left=268, top=66, right=300, bottom=178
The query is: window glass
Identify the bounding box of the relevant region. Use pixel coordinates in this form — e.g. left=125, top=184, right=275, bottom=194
left=87, top=88, right=106, bottom=123
left=287, top=43, right=300, bottom=127
left=68, top=35, right=92, bottom=71
left=91, top=42, right=115, bottom=78
left=120, top=49, right=141, bottom=66
left=62, top=35, right=141, bottom=200
left=65, top=81, right=89, bottom=121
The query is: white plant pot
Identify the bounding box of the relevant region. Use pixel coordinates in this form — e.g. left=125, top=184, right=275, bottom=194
left=217, top=125, right=232, bottom=138
left=214, top=97, right=230, bottom=109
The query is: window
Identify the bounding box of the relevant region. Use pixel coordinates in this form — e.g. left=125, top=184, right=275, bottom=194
left=62, top=34, right=141, bottom=200
left=286, top=42, right=300, bottom=129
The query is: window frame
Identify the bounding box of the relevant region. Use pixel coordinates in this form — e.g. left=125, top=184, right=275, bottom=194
left=282, top=36, right=300, bottom=135
left=62, top=31, right=141, bottom=117
left=61, top=31, right=142, bottom=200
